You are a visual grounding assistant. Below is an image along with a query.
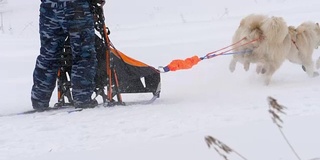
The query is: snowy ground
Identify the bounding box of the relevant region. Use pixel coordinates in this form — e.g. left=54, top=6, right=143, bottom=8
left=0, top=0, right=320, bottom=160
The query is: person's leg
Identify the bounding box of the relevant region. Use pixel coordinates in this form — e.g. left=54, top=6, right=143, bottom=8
left=31, top=3, right=67, bottom=110
left=65, top=1, right=97, bottom=107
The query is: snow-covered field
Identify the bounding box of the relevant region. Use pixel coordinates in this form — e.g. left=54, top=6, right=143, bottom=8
left=0, top=0, right=320, bottom=160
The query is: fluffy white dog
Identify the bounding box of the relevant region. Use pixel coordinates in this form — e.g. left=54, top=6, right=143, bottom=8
left=229, top=14, right=290, bottom=85
left=286, top=22, right=320, bottom=77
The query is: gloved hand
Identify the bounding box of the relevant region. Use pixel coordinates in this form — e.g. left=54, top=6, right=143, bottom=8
left=91, top=0, right=105, bottom=6
left=99, top=0, right=105, bottom=6
left=106, top=26, right=110, bottom=35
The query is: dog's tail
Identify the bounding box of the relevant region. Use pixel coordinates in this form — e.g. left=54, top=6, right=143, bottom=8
left=260, top=16, right=288, bottom=44
left=233, top=14, right=267, bottom=47
left=241, top=14, right=268, bottom=39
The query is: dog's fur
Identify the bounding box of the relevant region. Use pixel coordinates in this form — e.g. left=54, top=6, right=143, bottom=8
left=286, top=21, right=320, bottom=77
left=229, top=14, right=290, bottom=85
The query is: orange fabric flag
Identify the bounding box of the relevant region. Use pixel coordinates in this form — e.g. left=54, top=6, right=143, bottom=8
left=167, top=56, right=201, bottom=71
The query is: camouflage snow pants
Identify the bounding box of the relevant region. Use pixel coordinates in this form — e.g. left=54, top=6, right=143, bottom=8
left=31, top=0, right=97, bottom=109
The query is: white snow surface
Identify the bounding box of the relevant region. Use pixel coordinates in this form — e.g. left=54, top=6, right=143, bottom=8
left=0, top=0, right=320, bottom=160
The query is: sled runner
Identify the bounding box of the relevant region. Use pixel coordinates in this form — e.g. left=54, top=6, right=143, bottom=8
left=55, top=4, right=161, bottom=107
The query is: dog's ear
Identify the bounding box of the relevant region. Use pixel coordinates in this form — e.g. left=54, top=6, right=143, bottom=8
left=317, top=23, right=319, bottom=27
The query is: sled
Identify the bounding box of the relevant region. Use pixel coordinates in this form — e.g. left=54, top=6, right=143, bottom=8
left=54, top=5, right=161, bottom=107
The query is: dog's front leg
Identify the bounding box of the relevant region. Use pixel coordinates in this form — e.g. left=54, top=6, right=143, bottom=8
left=243, top=61, right=250, bottom=71
left=229, top=58, right=237, bottom=72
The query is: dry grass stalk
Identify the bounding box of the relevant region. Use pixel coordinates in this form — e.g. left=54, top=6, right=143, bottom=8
left=267, top=96, right=302, bottom=160
left=268, top=96, right=286, bottom=128
left=205, top=136, right=248, bottom=160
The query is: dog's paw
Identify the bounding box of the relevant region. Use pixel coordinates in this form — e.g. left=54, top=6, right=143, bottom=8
left=229, top=67, right=235, bottom=72
left=256, top=66, right=262, bottom=74
left=302, top=65, right=306, bottom=72
left=256, top=65, right=266, bottom=74
left=316, top=59, right=320, bottom=69
left=244, top=62, right=250, bottom=71
left=229, top=64, right=236, bottom=72
left=264, top=80, right=271, bottom=86
left=263, top=75, right=272, bottom=86
left=313, top=71, right=319, bottom=77
left=261, top=68, right=266, bottom=74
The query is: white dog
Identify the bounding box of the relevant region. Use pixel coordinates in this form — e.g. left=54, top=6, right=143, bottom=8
left=286, top=22, right=320, bottom=77
left=229, top=14, right=290, bottom=85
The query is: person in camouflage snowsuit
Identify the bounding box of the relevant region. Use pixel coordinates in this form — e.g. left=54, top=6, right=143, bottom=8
left=31, top=0, right=105, bottom=110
